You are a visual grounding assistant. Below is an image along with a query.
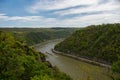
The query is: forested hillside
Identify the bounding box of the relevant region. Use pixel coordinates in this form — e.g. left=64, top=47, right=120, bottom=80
left=55, top=23, right=120, bottom=64
left=0, top=31, right=72, bottom=80
left=0, top=28, right=77, bottom=45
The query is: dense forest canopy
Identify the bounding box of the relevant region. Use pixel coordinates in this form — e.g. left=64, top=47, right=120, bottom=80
left=55, top=23, right=120, bottom=64
left=54, top=23, right=120, bottom=80
left=1, top=24, right=120, bottom=80
left=0, top=31, right=72, bottom=80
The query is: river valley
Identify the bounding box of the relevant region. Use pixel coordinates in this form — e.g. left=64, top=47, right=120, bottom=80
left=34, top=39, right=118, bottom=80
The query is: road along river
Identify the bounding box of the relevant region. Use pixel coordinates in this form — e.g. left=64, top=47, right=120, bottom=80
left=34, top=39, right=119, bottom=80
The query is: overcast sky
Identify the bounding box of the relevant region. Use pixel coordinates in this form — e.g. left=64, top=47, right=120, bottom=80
left=0, top=0, right=120, bottom=28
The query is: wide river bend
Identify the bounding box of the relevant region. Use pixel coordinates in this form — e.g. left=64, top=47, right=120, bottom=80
left=34, top=39, right=117, bottom=80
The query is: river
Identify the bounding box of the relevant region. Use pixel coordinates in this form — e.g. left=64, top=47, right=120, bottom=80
left=34, top=39, right=117, bottom=80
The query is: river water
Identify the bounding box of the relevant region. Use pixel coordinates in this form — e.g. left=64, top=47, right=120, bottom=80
left=34, top=39, right=117, bottom=80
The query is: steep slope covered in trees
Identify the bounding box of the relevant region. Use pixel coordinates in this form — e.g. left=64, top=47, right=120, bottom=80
left=55, top=23, right=120, bottom=64
left=0, top=28, right=77, bottom=45
left=0, top=31, right=72, bottom=80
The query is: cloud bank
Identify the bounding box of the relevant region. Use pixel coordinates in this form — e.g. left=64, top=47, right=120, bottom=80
left=0, top=0, right=120, bottom=27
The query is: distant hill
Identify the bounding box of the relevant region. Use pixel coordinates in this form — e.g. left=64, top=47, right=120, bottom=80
left=0, top=28, right=78, bottom=45
left=55, top=23, right=120, bottom=64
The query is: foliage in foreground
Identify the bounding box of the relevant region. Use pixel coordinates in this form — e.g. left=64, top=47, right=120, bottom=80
left=112, top=56, right=120, bottom=80
left=0, top=31, right=72, bottom=80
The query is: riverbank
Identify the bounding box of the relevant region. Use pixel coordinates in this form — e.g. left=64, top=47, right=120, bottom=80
left=52, top=49, right=111, bottom=69
left=34, top=39, right=120, bottom=80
